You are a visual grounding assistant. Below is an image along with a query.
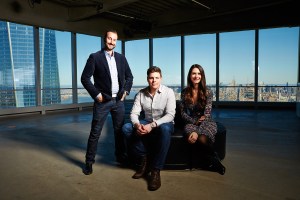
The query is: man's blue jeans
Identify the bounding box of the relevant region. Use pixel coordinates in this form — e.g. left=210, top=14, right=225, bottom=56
left=122, top=120, right=174, bottom=170
left=85, top=99, right=125, bottom=164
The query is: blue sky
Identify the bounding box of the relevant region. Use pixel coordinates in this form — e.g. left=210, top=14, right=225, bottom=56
left=56, top=26, right=299, bottom=87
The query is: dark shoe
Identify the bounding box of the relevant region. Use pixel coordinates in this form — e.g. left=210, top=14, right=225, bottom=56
left=209, top=154, right=226, bottom=175
left=132, top=156, right=147, bottom=179
left=83, top=163, right=93, bottom=175
left=148, top=169, right=161, bottom=191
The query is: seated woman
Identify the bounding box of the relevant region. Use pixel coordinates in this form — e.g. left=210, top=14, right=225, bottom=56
left=180, top=64, right=225, bottom=175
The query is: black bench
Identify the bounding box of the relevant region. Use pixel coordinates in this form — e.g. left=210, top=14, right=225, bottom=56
left=164, top=101, right=226, bottom=169
left=123, top=100, right=226, bottom=170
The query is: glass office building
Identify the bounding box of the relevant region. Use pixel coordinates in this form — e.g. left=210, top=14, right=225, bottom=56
left=0, top=21, right=60, bottom=108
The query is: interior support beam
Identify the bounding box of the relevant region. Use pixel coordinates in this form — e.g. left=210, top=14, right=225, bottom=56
left=67, top=0, right=139, bottom=22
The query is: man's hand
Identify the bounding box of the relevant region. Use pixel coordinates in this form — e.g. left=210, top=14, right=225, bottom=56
left=120, top=91, right=127, bottom=101
left=97, top=95, right=103, bottom=102
left=142, top=124, right=152, bottom=134
left=134, top=123, right=152, bottom=135
left=134, top=123, right=147, bottom=135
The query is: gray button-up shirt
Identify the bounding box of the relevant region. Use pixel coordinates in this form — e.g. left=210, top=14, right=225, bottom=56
left=130, top=84, right=176, bottom=126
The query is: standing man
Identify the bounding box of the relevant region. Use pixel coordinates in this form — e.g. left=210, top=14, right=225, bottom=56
left=122, top=66, right=176, bottom=191
left=81, top=29, right=133, bottom=175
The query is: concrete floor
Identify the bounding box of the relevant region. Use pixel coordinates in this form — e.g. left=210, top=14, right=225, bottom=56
left=0, top=106, right=300, bottom=200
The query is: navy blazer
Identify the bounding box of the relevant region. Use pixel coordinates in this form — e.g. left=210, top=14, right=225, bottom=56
left=81, top=49, right=133, bottom=101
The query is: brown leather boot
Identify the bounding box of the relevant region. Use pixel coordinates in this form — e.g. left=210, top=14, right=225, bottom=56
left=132, top=156, right=147, bottom=179
left=148, top=169, right=161, bottom=191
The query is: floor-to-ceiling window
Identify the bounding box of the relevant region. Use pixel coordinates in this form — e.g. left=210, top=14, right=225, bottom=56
left=1, top=17, right=299, bottom=115
left=185, top=34, right=216, bottom=100
left=0, top=21, right=35, bottom=108
left=125, top=39, right=149, bottom=100
left=153, top=36, right=181, bottom=99
left=115, top=40, right=122, bottom=54
left=219, top=30, right=255, bottom=101
left=76, top=34, right=101, bottom=103
left=39, top=28, right=71, bottom=105
left=258, top=27, right=299, bottom=102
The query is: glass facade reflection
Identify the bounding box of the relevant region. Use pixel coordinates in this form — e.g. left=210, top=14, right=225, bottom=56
left=0, top=21, right=61, bottom=108
left=0, top=22, right=35, bottom=108
left=39, top=28, right=61, bottom=105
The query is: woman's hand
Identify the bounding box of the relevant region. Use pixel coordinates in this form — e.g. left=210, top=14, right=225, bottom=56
left=188, top=132, right=198, bottom=144
left=196, top=116, right=205, bottom=125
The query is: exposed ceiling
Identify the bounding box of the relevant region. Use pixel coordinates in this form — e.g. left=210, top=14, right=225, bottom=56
left=0, top=0, right=299, bottom=40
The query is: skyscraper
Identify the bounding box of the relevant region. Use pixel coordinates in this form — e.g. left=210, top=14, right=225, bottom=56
left=0, top=21, right=61, bottom=108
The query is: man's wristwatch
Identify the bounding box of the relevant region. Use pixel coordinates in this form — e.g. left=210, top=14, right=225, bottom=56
left=150, top=122, right=156, bottom=128
left=134, top=123, right=140, bottom=128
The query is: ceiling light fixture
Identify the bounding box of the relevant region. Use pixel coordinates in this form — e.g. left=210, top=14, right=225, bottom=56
left=107, top=11, right=136, bottom=20
left=191, top=0, right=211, bottom=10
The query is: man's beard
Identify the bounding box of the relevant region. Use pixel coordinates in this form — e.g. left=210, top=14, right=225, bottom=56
left=105, top=43, right=115, bottom=51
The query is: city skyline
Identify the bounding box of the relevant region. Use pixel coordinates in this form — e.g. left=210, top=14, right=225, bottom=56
left=57, top=26, right=299, bottom=87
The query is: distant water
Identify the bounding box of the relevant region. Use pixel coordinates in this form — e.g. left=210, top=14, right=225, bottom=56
left=61, top=94, right=138, bottom=104
left=127, top=91, right=138, bottom=100
left=78, top=96, right=94, bottom=103
left=61, top=96, right=93, bottom=104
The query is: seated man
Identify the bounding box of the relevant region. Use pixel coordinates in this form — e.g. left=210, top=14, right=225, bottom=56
left=122, top=66, right=176, bottom=191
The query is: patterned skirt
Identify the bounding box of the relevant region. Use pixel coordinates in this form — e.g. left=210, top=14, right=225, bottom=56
left=184, top=119, right=217, bottom=143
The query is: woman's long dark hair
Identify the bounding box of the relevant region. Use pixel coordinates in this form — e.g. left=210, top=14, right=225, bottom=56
left=184, top=64, right=207, bottom=108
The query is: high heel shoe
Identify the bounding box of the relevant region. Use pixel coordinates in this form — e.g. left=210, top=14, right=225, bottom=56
left=208, top=153, right=226, bottom=175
